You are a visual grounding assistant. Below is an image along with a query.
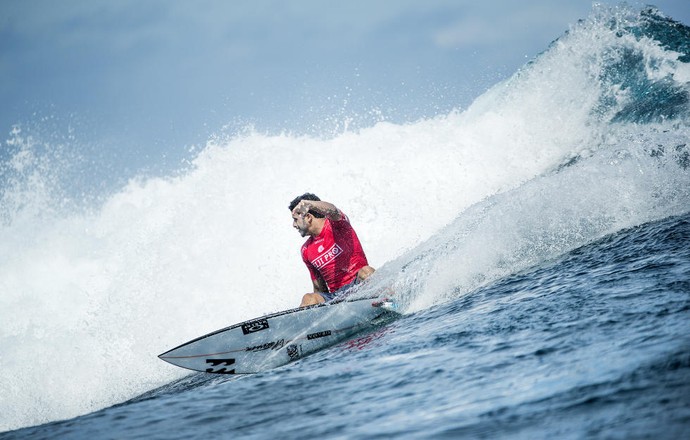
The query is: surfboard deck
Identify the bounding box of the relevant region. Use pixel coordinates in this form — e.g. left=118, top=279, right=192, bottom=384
left=158, top=296, right=400, bottom=374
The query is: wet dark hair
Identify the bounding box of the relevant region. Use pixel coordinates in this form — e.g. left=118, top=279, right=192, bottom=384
left=289, top=193, right=325, bottom=218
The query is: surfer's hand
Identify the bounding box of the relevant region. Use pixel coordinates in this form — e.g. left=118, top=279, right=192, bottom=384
left=292, top=200, right=310, bottom=217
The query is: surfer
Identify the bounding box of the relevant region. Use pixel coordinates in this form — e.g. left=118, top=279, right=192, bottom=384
left=290, top=193, right=375, bottom=307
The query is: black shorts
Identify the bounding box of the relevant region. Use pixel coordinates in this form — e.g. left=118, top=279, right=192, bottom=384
left=320, top=278, right=359, bottom=302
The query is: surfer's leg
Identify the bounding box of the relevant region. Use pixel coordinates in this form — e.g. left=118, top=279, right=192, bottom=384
left=357, top=265, right=375, bottom=281
left=300, top=292, right=326, bottom=307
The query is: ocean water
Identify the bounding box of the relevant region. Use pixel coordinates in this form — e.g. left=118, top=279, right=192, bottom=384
left=2, top=5, right=689, bottom=439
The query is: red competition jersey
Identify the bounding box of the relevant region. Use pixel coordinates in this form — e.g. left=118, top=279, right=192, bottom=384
left=301, top=212, right=369, bottom=292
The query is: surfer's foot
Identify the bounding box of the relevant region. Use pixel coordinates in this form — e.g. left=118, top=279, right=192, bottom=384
left=372, top=298, right=399, bottom=311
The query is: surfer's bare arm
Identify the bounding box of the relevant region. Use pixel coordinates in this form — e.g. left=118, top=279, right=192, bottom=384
left=292, top=200, right=342, bottom=221
left=312, top=277, right=327, bottom=293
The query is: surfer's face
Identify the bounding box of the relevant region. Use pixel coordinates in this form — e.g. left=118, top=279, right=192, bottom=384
left=292, top=213, right=310, bottom=237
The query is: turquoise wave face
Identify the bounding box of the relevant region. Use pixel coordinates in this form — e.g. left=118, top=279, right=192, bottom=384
left=630, top=9, right=689, bottom=122
left=636, top=7, right=690, bottom=62
left=572, top=7, right=689, bottom=123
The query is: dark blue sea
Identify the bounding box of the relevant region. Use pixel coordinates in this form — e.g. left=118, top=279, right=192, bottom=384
left=1, top=5, right=689, bottom=439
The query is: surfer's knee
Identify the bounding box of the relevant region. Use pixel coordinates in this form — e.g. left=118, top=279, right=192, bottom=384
left=357, top=265, right=375, bottom=281
left=300, top=293, right=325, bottom=307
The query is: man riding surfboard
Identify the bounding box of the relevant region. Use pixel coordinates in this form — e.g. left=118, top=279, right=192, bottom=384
left=289, top=193, right=375, bottom=307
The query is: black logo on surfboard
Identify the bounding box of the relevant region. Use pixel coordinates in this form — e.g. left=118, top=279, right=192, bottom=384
left=246, top=338, right=286, bottom=352
left=242, top=318, right=269, bottom=335
left=307, top=330, right=332, bottom=340
left=287, top=344, right=301, bottom=361
left=206, top=358, right=236, bottom=374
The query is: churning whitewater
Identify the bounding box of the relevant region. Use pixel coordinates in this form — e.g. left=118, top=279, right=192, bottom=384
left=1, top=5, right=689, bottom=438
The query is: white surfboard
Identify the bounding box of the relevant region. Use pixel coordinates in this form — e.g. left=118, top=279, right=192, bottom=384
left=158, top=297, right=399, bottom=374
